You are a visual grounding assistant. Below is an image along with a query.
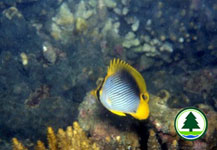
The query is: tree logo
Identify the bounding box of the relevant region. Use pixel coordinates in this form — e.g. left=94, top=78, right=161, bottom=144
left=174, top=107, right=208, bottom=141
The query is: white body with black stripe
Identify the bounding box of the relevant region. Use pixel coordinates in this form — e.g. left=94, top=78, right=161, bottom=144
left=100, top=70, right=140, bottom=113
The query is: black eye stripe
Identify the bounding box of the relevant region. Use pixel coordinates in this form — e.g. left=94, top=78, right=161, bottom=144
left=96, top=78, right=105, bottom=101
left=96, top=89, right=100, bottom=101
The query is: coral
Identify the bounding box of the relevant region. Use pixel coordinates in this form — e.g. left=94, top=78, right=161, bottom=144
left=50, top=2, right=75, bottom=43
left=35, top=141, right=46, bottom=150
left=131, top=37, right=173, bottom=58
left=101, top=18, right=120, bottom=38
left=53, top=3, right=74, bottom=27
left=76, top=18, right=88, bottom=33
left=50, top=1, right=95, bottom=43
left=122, top=32, right=140, bottom=48
left=51, top=23, right=62, bottom=40
left=12, top=138, right=27, bottom=150
left=12, top=121, right=100, bottom=150
left=147, top=129, right=161, bottom=150
left=47, top=127, right=57, bottom=150
left=131, top=19, right=140, bottom=32
left=104, top=0, right=117, bottom=8
left=3, top=7, right=23, bottom=20
left=75, top=1, right=94, bottom=19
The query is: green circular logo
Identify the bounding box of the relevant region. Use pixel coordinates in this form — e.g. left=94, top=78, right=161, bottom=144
left=174, top=107, right=208, bottom=141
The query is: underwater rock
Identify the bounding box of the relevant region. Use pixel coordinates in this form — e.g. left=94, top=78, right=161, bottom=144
left=0, top=6, right=41, bottom=53
left=16, top=0, right=39, bottom=3
left=0, top=49, right=78, bottom=149
left=183, top=69, right=217, bottom=95
left=196, top=104, right=217, bottom=149
left=77, top=93, right=140, bottom=150
left=182, top=68, right=217, bottom=106
left=149, top=90, right=180, bottom=134
left=24, top=85, right=50, bottom=108
left=77, top=89, right=217, bottom=149
left=8, top=86, right=217, bottom=150
left=0, top=0, right=39, bottom=7
left=149, top=90, right=217, bottom=149
left=147, top=129, right=161, bottom=150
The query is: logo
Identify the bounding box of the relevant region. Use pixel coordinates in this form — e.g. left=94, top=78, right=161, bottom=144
left=174, top=107, right=208, bottom=141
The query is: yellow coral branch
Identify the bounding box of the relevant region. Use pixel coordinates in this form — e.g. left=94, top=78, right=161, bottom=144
left=12, top=121, right=100, bottom=150
left=12, top=138, right=27, bottom=150
left=47, top=127, right=57, bottom=150
left=35, top=140, right=46, bottom=150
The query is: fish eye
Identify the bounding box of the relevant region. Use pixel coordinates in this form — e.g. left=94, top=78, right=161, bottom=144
left=142, top=93, right=148, bottom=100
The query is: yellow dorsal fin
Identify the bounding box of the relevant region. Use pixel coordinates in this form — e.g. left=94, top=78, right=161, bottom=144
left=107, top=58, right=147, bottom=92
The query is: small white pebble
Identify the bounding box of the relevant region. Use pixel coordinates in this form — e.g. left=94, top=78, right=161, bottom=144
left=179, top=37, right=184, bottom=43
left=146, top=19, right=152, bottom=26
left=43, top=45, right=47, bottom=52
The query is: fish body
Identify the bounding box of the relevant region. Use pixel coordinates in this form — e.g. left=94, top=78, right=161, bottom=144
left=93, top=59, right=149, bottom=120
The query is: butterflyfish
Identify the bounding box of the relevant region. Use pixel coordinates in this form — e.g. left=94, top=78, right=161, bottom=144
left=92, top=58, right=149, bottom=120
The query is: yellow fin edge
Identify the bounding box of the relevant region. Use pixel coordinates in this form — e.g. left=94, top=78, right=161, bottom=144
left=110, top=110, right=126, bottom=116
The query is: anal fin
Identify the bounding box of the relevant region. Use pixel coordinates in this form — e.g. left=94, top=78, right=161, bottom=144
left=110, top=110, right=126, bottom=116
